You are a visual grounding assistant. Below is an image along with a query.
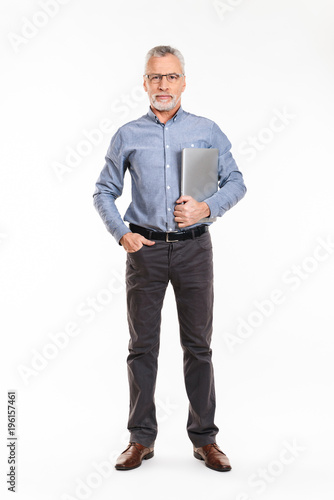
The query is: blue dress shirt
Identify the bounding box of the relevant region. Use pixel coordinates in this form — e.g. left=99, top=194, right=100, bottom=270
left=93, top=106, right=246, bottom=243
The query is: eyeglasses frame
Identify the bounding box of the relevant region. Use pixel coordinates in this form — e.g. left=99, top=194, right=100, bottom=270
left=144, top=73, right=185, bottom=83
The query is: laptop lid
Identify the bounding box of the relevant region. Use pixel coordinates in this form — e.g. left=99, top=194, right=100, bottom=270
left=181, top=148, right=219, bottom=223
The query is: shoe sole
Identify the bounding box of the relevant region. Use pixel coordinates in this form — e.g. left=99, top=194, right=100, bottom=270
left=193, top=451, right=231, bottom=472
left=115, top=451, right=154, bottom=471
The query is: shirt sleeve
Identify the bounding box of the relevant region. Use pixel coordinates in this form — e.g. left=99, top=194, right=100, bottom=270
left=204, top=121, right=247, bottom=218
left=93, top=130, right=131, bottom=243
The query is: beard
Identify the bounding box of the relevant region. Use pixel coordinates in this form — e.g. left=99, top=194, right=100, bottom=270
left=150, top=93, right=181, bottom=112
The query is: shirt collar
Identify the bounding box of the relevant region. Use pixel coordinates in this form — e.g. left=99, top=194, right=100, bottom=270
left=147, top=105, right=184, bottom=124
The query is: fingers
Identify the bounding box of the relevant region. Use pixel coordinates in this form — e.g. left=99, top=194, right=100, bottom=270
left=174, top=204, right=190, bottom=220
left=174, top=213, right=185, bottom=222
left=175, top=195, right=192, bottom=204
left=130, top=234, right=155, bottom=251
left=120, top=232, right=155, bottom=253
left=174, top=203, right=187, bottom=215
left=177, top=222, right=187, bottom=228
left=174, top=197, right=206, bottom=228
left=174, top=209, right=191, bottom=227
left=141, top=236, right=155, bottom=246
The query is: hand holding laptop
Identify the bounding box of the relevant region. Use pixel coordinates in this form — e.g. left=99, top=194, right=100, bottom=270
left=174, top=195, right=211, bottom=228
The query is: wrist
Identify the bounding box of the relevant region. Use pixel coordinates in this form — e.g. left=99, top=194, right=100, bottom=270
left=119, top=231, right=131, bottom=246
left=201, top=202, right=210, bottom=218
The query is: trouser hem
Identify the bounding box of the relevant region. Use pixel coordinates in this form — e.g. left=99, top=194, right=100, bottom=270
left=129, top=433, right=155, bottom=449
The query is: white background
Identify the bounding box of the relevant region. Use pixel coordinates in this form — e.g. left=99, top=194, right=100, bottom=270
left=1, top=0, right=334, bottom=499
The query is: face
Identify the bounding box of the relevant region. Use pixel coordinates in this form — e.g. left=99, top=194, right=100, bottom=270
left=143, top=54, right=186, bottom=113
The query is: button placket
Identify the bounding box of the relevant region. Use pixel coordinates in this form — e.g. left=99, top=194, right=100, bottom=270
left=164, top=125, right=174, bottom=230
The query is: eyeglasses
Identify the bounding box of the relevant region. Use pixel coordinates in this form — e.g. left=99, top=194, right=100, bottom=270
left=144, top=73, right=185, bottom=83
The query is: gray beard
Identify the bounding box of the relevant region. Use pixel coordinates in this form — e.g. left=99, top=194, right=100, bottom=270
left=151, top=94, right=181, bottom=112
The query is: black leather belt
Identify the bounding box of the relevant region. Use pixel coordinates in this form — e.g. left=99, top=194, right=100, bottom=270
left=129, top=223, right=208, bottom=242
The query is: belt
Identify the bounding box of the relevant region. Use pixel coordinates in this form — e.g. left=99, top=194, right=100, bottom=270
left=129, top=223, right=209, bottom=242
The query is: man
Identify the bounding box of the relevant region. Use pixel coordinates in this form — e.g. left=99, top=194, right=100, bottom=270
left=93, top=45, right=246, bottom=472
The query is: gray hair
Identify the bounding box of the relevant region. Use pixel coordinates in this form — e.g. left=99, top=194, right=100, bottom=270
left=144, top=45, right=185, bottom=74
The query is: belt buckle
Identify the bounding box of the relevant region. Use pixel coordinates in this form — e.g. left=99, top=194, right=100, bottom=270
left=166, top=231, right=178, bottom=242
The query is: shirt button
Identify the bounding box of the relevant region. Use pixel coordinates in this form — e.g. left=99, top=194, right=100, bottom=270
left=167, top=185, right=170, bottom=189
left=168, top=208, right=171, bottom=212
left=166, top=127, right=169, bottom=130
left=166, top=145, right=170, bottom=148
left=166, top=164, right=170, bottom=168
left=169, top=228, right=172, bottom=231
left=191, top=144, right=194, bottom=147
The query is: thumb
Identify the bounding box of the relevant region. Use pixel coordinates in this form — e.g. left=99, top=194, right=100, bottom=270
left=142, top=237, right=155, bottom=246
left=176, top=195, right=191, bottom=204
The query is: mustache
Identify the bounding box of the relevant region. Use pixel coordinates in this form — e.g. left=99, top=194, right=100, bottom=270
left=153, top=93, right=174, bottom=98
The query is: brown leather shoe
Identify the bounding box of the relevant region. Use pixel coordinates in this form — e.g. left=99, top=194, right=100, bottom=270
left=193, top=443, right=232, bottom=471
left=115, top=442, right=154, bottom=470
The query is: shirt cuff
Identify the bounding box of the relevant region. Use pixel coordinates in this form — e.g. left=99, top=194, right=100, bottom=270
left=114, top=225, right=131, bottom=245
left=204, top=196, right=225, bottom=219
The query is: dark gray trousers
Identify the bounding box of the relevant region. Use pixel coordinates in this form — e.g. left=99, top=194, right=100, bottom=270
left=125, top=230, right=219, bottom=448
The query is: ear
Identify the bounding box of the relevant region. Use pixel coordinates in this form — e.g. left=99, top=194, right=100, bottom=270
left=143, top=76, right=148, bottom=93
left=181, top=75, right=186, bottom=93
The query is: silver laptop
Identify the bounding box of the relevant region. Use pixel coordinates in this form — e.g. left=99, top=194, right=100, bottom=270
left=181, top=147, right=219, bottom=223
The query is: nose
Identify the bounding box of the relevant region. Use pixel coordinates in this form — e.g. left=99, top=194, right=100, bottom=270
left=159, top=75, right=169, bottom=90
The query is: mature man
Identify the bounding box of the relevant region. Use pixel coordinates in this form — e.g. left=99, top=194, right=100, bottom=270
left=93, top=45, right=246, bottom=472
